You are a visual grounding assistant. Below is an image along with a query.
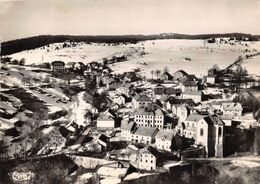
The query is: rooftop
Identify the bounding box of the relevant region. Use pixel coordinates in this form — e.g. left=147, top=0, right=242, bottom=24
left=155, top=130, right=176, bottom=140
left=121, top=120, right=136, bottom=131
left=133, top=94, right=151, bottom=102
left=183, top=90, right=202, bottom=96
left=185, top=114, right=204, bottom=122
left=222, top=102, right=243, bottom=111
left=133, top=126, right=158, bottom=137
left=183, top=80, right=198, bottom=87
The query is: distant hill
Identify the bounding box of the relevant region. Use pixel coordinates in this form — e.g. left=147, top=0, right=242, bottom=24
left=1, top=33, right=259, bottom=56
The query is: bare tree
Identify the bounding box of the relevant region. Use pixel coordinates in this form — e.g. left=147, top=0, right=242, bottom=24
left=150, top=70, right=154, bottom=79
left=212, top=64, right=220, bottom=71
left=155, top=69, right=161, bottom=79
left=163, top=66, right=169, bottom=73
left=19, top=58, right=26, bottom=66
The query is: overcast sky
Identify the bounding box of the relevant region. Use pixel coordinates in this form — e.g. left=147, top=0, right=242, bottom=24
left=0, top=0, right=260, bottom=42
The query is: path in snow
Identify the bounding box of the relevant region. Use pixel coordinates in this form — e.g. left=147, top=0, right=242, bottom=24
left=70, top=91, right=92, bottom=126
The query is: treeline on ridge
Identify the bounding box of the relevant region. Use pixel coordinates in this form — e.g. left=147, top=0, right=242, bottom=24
left=1, top=33, right=259, bottom=56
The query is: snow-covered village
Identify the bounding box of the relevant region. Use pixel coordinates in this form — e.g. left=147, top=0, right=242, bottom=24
left=1, top=1, right=260, bottom=184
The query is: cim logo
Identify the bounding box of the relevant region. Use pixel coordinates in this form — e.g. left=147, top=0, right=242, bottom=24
left=11, top=171, right=35, bottom=182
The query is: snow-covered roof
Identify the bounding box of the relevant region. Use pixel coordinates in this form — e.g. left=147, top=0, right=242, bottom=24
left=155, top=130, right=176, bottom=140
left=222, top=102, right=243, bottom=111
left=133, top=126, right=158, bottom=137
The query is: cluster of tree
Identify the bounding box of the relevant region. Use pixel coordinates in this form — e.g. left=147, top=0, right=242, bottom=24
left=2, top=33, right=259, bottom=55
left=91, top=91, right=110, bottom=111
left=233, top=94, right=260, bottom=121
left=150, top=67, right=169, bottom=80
left=1, top=57, right=25, bottom=65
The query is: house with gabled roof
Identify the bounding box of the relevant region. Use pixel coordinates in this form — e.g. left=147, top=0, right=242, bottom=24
left=173, top=104, right=197, bottom=123
left=161, top=72, right=173, bottom=81
left=221, top=102, right=243, bottom=118
left=183, top=80, right=199, bottom=91
left=116, top=83, right=133, bottom=96
left=155, top=129, right=176, bottom=152
left=132, top=93, right=152, bottom=108
left=131, top=126, right=158, bottom=144
left=182, top=90, right=202, bottom=103
left=137, top=147, right=158, bottom=171
left=121, top=120, right=137, bottom=141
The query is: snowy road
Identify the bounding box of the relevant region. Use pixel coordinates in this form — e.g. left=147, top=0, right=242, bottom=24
left=69, top=91, right=93, bottom=126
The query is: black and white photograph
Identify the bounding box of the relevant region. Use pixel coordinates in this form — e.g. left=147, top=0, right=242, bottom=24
left=0, top=0, right=260, bottom=183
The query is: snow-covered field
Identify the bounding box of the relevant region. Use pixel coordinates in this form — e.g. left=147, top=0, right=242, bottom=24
left=8, top=39, right=260, bottom=77
left=9, top=42, right=129, bottom=65
left=111, top=39, right=260, bottom=77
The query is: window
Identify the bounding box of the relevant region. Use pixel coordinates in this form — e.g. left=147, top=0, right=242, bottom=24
left=200, top=128, right=204, bottom=136
left=219, top=127, right=222, bottom=136
left=151, top=160, right=153, bottom=163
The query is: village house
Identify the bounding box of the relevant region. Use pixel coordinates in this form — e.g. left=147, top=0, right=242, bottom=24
left=132, top=94, right=152, bottom=108
left=131, top=126, right=158, bottom=144
left=166, top=97, right=196, bottom=112
left=183, top=80, right=199, bottom=91
left=173, top=104, right=197, bottom=123
left=153, top=85, right=181, bottom=99
left=137, top=147, right=157, bottom=171
left=121, top=120, right=137, bottom=141
left=96, top=115, right=115, bottom=130
left=155, top=129, right=176, bottom=152
left=206, top=74, right=216, bottom=84
left=48, top=128, right=66, bottom=151
left=51, top=61, right=65, bottom=72
left=161, top=71, right=173, bottom=81
left=96, top=134, right=110, bottom=151
left=180, top=114, right=201, bottom=139
left=172, top=70, right=198, bottom=84
left=182, top=90, right=202, bottom=103
left=109, top=94, right=126, bottom=106
left=134, top=107, right=165, bottom=129
left=74, top=62, right=85, bottom=70
left=172, top=70, right=189, bottom=82
left=115, top=83, right=133, bottom=96
left=65, top=62, right=76, bottom=69
left=221, top=102, right=243, bottom=118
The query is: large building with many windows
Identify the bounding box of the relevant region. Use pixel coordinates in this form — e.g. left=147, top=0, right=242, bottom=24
left=134, top=107, right=165, bottom=129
